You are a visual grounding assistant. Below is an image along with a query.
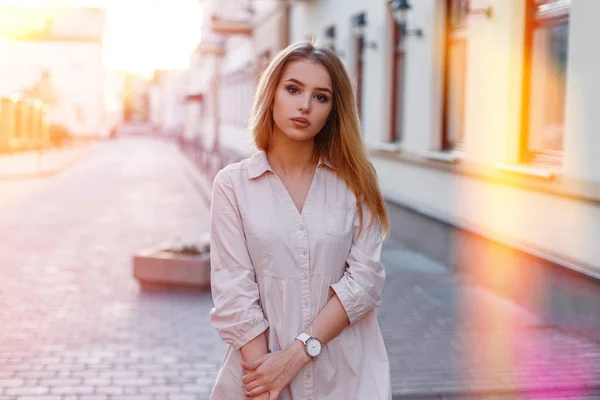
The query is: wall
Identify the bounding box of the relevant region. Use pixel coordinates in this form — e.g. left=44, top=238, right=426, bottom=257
left=290, top=0, right=600, bottom=274
left=562, top=1, right=600, bottom=183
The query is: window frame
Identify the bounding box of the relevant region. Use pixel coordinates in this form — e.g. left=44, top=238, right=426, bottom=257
left=388, top=1, right=406, bottom=143
left=353, top=34, right=365, bottom=120
left=441, top=0, right=469, bottom=151
left=520, top=0, right=571, bottom=165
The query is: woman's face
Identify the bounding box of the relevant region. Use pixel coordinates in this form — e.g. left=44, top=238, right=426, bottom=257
left=272, top=59, right=333, bottom=143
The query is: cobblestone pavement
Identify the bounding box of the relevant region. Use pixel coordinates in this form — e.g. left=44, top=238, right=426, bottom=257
left=1, top=137, right=600, bottom=400
left=0, top=137, right=224, bottom=400
left=379, top=242, right=600, bottom=399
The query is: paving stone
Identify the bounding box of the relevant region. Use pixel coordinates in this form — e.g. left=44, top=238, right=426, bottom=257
left=17, top=397, right=60, bottom=400
left=94, top=386, right=124, bottom=395
left=0, top=382, right=22, bottom=389
left=4, top=387, right=48, bottom=396
left=48, top=386, right=95, bottom=395
left=112, top=378, right=153, bottom=387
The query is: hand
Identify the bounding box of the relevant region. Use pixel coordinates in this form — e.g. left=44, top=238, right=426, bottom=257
left=241, top=340, right=310, bottom=400
left=247, top=392, right=269, bottom=400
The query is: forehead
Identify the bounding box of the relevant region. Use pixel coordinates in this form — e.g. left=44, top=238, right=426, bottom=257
left=280, top=59, right=332, bottom=90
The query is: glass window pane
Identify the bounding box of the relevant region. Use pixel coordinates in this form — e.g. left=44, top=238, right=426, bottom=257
left=528, top=21, right=568, bottom=154
left=394, top=50, right=405, bottom=142
left=535, top=0, right=571, bottom=19
left=446, top=39, right=467, bottom=147
left=449, top=0, right=468, bottom=28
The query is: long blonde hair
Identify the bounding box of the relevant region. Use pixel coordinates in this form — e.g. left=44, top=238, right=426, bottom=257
left=249, top=40, right=389, bottom=238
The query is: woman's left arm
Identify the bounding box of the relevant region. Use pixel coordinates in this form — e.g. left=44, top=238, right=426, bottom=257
left=242, top=205, right=385, bottom=399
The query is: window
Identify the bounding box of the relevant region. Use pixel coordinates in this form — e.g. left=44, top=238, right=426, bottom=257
left=324, top=25, right=336, bottom=53
left=522, top=0, right=570, bottom=164
left=388, top=2, right=406, bottom=143
left=442, top=0, right=468, bottom=150
left=353, top=34, right=365, bottom=120
left=351, top=13, right=366, bottom=121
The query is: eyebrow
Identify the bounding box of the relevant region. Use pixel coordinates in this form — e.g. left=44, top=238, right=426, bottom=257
left=285, top=78, right=332, bottom=95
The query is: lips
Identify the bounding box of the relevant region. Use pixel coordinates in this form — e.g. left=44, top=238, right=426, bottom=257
left=290, top=117, right=311, bottom=128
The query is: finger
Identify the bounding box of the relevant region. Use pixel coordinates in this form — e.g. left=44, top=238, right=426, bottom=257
left=244, top=378, right=263, bottom=392
left=241, top=354, right=268, bottom=371
left=248, top=385, right=268, bottom=398
left=270, top=389, right=280, bottom=400
left=241, top=371, right=257, bottom=385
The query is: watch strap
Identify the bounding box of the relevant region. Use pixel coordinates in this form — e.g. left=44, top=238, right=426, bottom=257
left=295, top=332, right=311, bottom=345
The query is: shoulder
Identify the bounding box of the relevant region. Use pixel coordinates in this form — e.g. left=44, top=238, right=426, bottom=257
left=214, top=157, right=253, bottom=187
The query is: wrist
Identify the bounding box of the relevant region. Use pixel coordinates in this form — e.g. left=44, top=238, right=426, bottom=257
left=288, top=339, right=311, bottom=364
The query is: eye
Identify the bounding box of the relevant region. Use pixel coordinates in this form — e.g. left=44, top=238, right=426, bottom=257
left=286, top=85, right=300, bottom=94
left=315, top=94, right=329, bottom=103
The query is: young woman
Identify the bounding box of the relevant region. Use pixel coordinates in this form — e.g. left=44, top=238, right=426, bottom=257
left=209, top=40, right=391, bottom=400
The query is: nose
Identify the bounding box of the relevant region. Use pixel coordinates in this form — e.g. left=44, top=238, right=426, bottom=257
left=297, top=95, right=311, bottom=113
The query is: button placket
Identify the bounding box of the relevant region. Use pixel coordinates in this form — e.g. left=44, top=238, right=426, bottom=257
left=295, top=186, right=315, bottom=400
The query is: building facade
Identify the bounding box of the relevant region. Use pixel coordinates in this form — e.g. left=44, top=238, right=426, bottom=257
left=194, top=0, right=599, bottom=305
left=0, top=6, right=108, bottom=139
left=148, top=70, right=187, bottom=136
left=285, top=0, right=600, bottom=278
left=184, top=0, right=293, bottom=175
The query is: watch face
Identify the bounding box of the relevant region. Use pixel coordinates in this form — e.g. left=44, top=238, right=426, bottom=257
left=306, top=338, right=322, bottom=357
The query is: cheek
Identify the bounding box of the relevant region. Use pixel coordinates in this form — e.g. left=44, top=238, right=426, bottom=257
left=273, top=91, right=294, bottom=115
left=313, top=106, right=333, bottom=130
left=272, top=93, right=287, bottom=122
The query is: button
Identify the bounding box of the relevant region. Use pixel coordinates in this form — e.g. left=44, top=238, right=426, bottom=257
left=302, top=272, right=309, bottom=280
left=299, top=224, right=305, bottom=231
left=306, top=373, right=311, bottom=378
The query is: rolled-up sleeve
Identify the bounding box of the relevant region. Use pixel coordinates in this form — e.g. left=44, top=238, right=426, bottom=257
left=209, top=168, right=268, bottom=349
left=330, top=205, right=385, bottom=325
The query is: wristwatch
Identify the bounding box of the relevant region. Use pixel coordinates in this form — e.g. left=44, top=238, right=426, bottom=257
left=295, top=332, right=323, bottom=359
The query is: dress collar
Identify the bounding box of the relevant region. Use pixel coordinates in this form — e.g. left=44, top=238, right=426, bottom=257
left=247, top=150, right=335, bottom=180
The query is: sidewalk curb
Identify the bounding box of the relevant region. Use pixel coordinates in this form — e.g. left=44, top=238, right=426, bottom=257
left=0, top=144, right=95, bottom=181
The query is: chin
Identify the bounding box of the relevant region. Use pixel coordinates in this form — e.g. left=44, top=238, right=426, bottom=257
left=281, top=128, right=317, bottom=143
left=288, top=132, right=317, bottom=143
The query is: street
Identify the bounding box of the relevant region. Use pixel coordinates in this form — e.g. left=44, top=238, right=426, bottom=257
left=1, top=137, right=599, bottom=400
left=0, top=138, right=224, bottom=399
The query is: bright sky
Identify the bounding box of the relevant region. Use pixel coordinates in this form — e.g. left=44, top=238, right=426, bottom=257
left=0, top=0, right=203, bottom=75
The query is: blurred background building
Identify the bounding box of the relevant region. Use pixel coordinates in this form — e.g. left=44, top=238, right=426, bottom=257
left=182, top=0, right=291, bottom=172
left=182, top=0, right=599, bottom=321
left=0, top=6, right=110, bottom=145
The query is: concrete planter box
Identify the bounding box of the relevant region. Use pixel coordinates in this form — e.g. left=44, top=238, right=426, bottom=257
left=133, top=239, right=211, bottom=292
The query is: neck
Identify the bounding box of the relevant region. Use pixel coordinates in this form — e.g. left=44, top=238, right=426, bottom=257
left=266, top=128, right=317, bottom=177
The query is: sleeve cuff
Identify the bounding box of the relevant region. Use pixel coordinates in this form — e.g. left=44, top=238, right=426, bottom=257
left=330, top=281, right=359, bottom=325
left=231, top=319, right=269, bottom=350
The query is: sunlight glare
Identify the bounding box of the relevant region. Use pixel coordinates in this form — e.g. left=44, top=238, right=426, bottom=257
left=0, top=0, right=203, bottom=75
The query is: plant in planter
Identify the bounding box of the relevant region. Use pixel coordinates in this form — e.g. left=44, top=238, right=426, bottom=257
left=160, top=243, right=210, bottom=256
left=132, top=237, right=211, bottom=292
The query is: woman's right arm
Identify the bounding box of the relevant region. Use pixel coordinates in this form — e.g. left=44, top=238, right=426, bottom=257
left=209, top=169, right=269, bottom=361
